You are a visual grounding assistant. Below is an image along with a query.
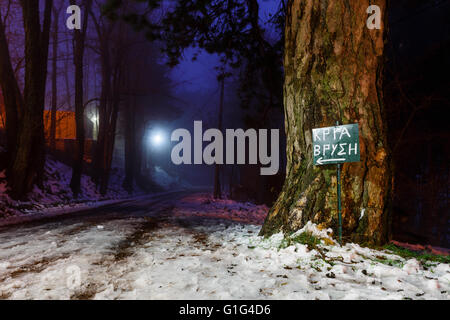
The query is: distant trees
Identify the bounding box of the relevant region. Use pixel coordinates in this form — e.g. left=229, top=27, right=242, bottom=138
left=89, top=2, right=123, bottom=195
left=0, top=0, right=180, bottom=199
left=119, top=38, right=179, bottom=193
left=384, top=0, right=450, bottom=247
left=89, top=1, right=157, bottom=195
left=1, top=0, right=283, bottom=200
left=104, top=0, right=285, bottom=200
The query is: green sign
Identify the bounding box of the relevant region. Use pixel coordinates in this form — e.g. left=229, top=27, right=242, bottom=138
left=312, top=124, right=360, bottom=166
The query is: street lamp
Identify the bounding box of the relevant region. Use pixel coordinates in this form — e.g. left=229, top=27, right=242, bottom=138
left=149, top=129, right=166, bottom=148
left=152, top=132, right=163, bottom=146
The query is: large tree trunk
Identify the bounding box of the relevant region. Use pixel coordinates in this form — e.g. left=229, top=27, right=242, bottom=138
left=8, top=0, right=52, bottom=199
left=260, top=0, right=392, bottom=245
left=0, top=16, right=23, bottom=164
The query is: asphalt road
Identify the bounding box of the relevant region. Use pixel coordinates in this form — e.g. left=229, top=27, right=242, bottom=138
left=0, top=190, right=231, bottom=298
left=0, top=190, right=193, bottom=233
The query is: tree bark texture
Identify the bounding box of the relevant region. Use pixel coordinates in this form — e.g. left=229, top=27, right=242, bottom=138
left=8, top=0, right=52, bottom=199
left=0, top=16, right=22, bottom=163
left=260, top=0, right=392, bottom=246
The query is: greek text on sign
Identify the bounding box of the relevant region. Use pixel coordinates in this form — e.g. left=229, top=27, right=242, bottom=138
left=312, top=124, right=360, bottom=165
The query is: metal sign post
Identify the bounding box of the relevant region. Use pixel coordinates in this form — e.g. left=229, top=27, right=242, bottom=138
left=337, top=162, right=342, bottom=244
left=312, top=122, right=360, bottom=245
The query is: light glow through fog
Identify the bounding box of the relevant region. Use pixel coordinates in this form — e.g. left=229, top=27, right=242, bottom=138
left=152, top=133, right=163, bottom=146
left=150, top=130, right=166, bottom=148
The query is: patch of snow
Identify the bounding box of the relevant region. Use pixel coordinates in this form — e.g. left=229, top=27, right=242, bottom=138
left=172, top=193, right=269, bottom=225
left=403, top=259, right=421, bottom=275
left=359, top=208, right=365, bottom=220
left=291, top=220, right=333, bottom=241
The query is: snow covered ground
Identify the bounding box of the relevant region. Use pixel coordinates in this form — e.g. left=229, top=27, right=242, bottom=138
left=0, top=157, right=181, bottom=226
left=0, top=193, right=448, bottom=300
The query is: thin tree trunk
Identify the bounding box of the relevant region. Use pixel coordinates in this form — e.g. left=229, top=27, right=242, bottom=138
left=64, top=36, right=72, bottom=109
left=50, top=5, right=60, bottom=150
left=89, top=6, right=126, bottom=195
left=260, top=0, right=392, bottom=245
left=123, top=90, right=136, bottom=193
left=99, top=67, right=120, bottom=195
left=229, top=165, right=234, bottom=199
left=70, top=0, right=91, bottom=197
left=93, top=38, right=110, bottom=187
left=134, top=117, right=144, bottom=185
left=213, top=75, right=224, bottom=199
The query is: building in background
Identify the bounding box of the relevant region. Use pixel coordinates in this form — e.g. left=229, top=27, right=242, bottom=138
left=0, top=104, right=95, bottom=163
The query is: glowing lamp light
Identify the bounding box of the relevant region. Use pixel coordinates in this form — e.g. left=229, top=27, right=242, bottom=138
left=152, top=133, right=163, bottom=145
left=149, top=130, right=166, bottom=148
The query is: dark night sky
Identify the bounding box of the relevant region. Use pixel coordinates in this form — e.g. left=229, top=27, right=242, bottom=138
left=169, top=0, right=280, bottom=94
left=161, top=0, right=281, bottom=186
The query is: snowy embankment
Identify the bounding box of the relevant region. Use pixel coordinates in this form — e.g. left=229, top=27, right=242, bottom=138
left=0, top=157, right=148, bottom=226
left=172, top=193, right=269, bottom=225
left=0, top=193, right=448, bottom=300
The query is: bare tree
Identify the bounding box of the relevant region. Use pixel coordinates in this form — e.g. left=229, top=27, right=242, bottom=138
left=0, top=0, right=53, bottom=199
left=213, top=73, right=225, bottom=199
left=0, top=1, right=23, bottom=164
left=70, top=0, right=92, bottom=197
left=49, top=2, right=63, bottom=150
left=89, top=1, right=128, bottom=195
